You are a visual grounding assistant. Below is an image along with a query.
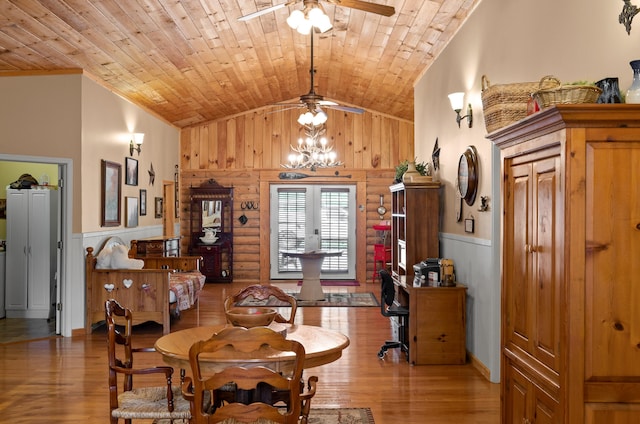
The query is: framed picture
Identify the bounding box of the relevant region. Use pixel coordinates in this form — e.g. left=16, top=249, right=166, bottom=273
left=126, top=196, right=139, bottom=227
left=101, top=160, right=121, bottom=227
left=0, top=199, right=6, bottom=219
left=155, top=197, right=163, bottom=218
left=139, top=189, right=147, bottom=216
left=125, top=157, right=138, bottom=186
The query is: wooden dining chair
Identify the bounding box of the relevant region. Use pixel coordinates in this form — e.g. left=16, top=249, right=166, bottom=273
left=181, top=326, right=318, bottom=424
left=105, top=299, right=191, bottom=424
left=224, top=284, right=298, bottom=324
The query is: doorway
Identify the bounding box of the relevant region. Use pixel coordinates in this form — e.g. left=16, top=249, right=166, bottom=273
left=269, top=184, right=356, bottom=280
left=0, top=156, right=68, bottom=341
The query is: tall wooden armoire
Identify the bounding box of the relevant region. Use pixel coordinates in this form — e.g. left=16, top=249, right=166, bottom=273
left=489, top=104, right=640, bottom=423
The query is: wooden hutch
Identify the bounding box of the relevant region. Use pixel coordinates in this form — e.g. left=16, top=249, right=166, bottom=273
left=188, top=179, right=233, bottom=283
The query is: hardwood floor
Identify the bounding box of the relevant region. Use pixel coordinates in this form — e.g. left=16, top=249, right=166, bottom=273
left=0, top=281, right=499, bottom=423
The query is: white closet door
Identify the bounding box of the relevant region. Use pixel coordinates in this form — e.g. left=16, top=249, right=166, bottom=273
left=27, top=190, right=51, bottom=312
left=5, top=190, right=29, bottom=310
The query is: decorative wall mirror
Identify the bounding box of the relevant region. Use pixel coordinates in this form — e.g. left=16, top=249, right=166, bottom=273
left=202, top=200, right=222, bottom=229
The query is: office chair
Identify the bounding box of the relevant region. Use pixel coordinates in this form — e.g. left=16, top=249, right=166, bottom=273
left=377, top=269, right=409, bottom=360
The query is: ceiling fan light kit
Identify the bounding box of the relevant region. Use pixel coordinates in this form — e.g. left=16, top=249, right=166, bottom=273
left=284, top=2, right=332, bottom=34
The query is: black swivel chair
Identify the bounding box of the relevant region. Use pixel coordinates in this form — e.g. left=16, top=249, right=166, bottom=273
left=377, top=268, right=409, bottom=360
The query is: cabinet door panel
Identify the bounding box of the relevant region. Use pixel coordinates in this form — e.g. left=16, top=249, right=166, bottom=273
left=504, top=363, right=530, bottom=424
left=532, top=157, right=561, bottom=371
left=505, top=163, right=533, bottom=352
left=585, top=142, right=640, bottom=379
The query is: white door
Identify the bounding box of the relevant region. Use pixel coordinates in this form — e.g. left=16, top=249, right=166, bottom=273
left=5, top=190, right=28, bottom=310
left=270, top=184, right=356, bottom=280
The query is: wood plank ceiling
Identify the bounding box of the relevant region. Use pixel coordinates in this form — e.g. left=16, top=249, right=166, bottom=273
left=0, top=0, right=478, bottom=128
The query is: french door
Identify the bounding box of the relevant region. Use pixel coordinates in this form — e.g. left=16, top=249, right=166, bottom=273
left=269, top=184, right=356, bottom=280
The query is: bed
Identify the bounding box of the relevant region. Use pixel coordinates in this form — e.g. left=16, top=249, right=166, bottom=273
left=85, top=237, right=205, bottom=335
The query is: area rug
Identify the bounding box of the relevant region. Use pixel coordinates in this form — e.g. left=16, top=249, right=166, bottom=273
left=156, top=408, right=374, bottom=424
left=308, top=407, right=375, bottom=424
left=297, top=280, right=360, bottom=287
left=236, top=292, right=379, bottom=307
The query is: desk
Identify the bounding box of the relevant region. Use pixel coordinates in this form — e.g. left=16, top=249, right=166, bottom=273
left=280, top=250, right=343, bottom=301
left=154, top=323, right=350, bottom=372
left=394, top=276, right=467, bottom=365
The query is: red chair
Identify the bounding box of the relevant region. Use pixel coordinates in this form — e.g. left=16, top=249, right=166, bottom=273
left=372, top=243, right=391, bottom=284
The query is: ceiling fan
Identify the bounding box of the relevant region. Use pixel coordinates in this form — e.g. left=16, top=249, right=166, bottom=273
left=238, top=0, right=396, bottom=23
left=273, top=30, right=365, bottom=125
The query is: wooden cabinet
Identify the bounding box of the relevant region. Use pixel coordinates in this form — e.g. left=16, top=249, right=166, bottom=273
left=389, top=182, right=440, bottom=285
left=5, top=188, right=59, bottom=319
left=397, top=283, right=467, bottom=365
left=133, top=236, right=180, bottom=257
left=189, top=180, right=233, bottom=283
left=489, top=104, right=640, bottom=423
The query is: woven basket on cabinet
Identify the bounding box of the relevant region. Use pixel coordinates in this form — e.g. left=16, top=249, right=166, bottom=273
left=481, top=75, right=560, bottom=133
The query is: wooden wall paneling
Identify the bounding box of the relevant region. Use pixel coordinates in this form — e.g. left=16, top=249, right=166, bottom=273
left=355, top=180, right=368, bottom=284
left=363, top=112, right=374, bottom=168
left=259, top=178, right=271, bottom=282
left=352, top=112, right=363, bottom=169
left=225, top=118, right=237, bottom=168
left=195, top=124, right=206, bottom=169
left=253, top=112, right=264, bottom=169
left=330, top=110, right=346, bottom=167
left=217, top=120, right=227, bottom=169
left=234, top=115, right=245, bottom=169
left=271, top=111, right=283, bottom=169
left=260, top=111, right=272, bottom=169
left=244, top=113, right=256, bottom=169
left=371, top=114, right=383, bottom=169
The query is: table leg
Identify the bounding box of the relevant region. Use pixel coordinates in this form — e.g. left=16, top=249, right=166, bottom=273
left=297, top=257, right=325, bottom=301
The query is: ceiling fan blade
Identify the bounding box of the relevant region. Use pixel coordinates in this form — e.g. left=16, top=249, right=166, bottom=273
left=325, top=104, right=365, bottom=114
left=238, top=2, right=291, bottom=21
left=329, top=0, right=395, bottom=17
left=318, top=100, right=338, bottom=106
left=267, top=105, right=303, bottom=114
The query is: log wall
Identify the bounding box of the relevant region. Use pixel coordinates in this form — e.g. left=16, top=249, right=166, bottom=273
left=179, top=107, right=413, bottom=285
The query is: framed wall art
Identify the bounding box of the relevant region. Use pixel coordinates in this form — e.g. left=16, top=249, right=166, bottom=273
left=125, top=157, right=138, bottom=186
left=126, top=196, right=139, bottom=227
left=140, top=189, right=147, bottom=216
left=155, top=197, right=163, bottom=218
left=101, top=160, right=121, bottom=227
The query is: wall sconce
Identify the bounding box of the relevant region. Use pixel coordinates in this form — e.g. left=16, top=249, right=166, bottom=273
left=129, top=133, right=144, bottom=156
left=448, top=92, right=473, bottom=128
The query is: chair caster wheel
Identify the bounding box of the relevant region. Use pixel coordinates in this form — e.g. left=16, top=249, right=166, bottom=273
left=377, top=349, right=386, bottom=359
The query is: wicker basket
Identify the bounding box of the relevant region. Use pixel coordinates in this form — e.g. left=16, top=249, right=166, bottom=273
left=533, top=77, right=602, bottom=109
left=481, top=75, right=560, bottom=133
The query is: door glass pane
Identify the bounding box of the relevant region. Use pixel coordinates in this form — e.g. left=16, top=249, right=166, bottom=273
left=276, top=188, right=306, bottom=272
left=320, top=188, right=349, bottom=272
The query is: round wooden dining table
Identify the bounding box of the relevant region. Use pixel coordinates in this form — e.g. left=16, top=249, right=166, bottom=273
left=154, top=323, right=350, bottom=373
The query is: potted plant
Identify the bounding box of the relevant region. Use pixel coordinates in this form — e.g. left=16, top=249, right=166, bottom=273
left=394, top=159, right=432, bottom=183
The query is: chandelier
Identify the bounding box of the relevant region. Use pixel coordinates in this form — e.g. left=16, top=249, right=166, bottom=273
left=283, top=123, right=342, bottom=170
left=286, top=1, right=332, bottom=34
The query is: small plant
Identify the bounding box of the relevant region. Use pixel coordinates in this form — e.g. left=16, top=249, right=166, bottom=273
left=395, top=159, right=431, bottom=182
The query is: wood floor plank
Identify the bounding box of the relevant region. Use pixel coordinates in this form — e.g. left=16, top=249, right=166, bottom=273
left=0, top=281, right=499, bottom=423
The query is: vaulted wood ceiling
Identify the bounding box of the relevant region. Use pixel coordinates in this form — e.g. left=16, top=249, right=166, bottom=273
left=0, top=0, right=477, bottom=128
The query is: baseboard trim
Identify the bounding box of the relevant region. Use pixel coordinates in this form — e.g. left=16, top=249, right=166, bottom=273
left=468, top=350, right=492, bottom=381
left=72, top=327, right=86, bottom=337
